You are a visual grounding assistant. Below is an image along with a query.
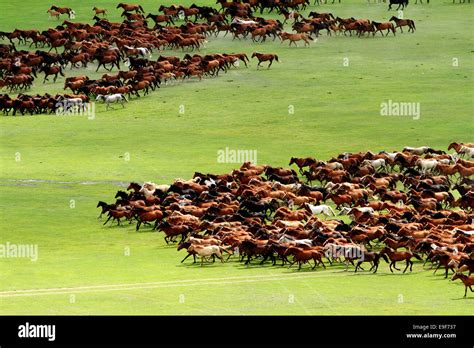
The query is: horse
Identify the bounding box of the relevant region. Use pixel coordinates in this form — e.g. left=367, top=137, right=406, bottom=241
left=279, top=32, right=313, bottom=47
left=448, top=142, right=474, bottom=154
left=47, top=9, right=61, bottom=20
left=389, top=17, right=416, bottom=33
left=388, top=0, right=409, bottom=10
left=146, top=13, right=175, bottom=26
left=380, top=247, right=423, bottom=273
left=103, top=209, right=132, bottom=226
left=93, top=7, right=107, bottom=17
left=354, top=251, right=389, bottom=273
left=116, top=3, right=144, bottom=13
left=284, top=246, right=326, bottom=270
left=304, top=203, right=336, bottom=217
left=451, top=272, right=474, bottom=297
left=39, top=65, right=64, bottom=83
left=49, top=6, right=74, bottom=19
left=122, top=45, right=152, bottom=59
left=96, top=94, right=127, bottom=110
left=372, top=21, right=396, bottom=36
left=189, top=244, right=227, bottom=266
left=251, top=52, right=279, bottom=69
left=96, top=201, right=116, bottom=218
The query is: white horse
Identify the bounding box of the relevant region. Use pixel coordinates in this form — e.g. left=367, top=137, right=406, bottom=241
left=96, top=93, right=127, bottom=110
left=403, top=146, right=431, bottom=155
left=362, top=159, right=387, bottom=171
left=189, top=244, right=227, bottom=266
left=123, top=45, right=152, bottom=58
left=339, top=207, right=375, bottom=216
left=231, top=17, right=258, bottom=25
left=277, top=235, right=313, bottom=248
left=305, top=203, right=336, bottom=217
left=459, top=146, right=474, bottom=158
left=379, top=151, right=399, bottom=160
left=415, top=159, right=438, bottom=174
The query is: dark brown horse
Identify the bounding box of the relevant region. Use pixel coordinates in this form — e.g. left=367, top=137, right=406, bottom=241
left=354, top=251, right=389, bottom=273
left=389, top=16, right=416, bottom=33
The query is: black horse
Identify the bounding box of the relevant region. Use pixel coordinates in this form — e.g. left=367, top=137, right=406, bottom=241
left=388, top=0, right=409, bottom=10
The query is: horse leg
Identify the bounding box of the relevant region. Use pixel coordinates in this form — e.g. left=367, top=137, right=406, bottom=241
left=403, top=260, right=410, bottom=273
left=136, top=221, right=141, bottom=231
left=181, top=253, right=192, bottom=263
left=268, top=59, right=273, bottom=69
left=389, top=261, right=394, bottom=272
left=103, top=215, right=112, bottom=225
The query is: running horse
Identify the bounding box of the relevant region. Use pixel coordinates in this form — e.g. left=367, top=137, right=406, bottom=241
left=279, top=32, right=313, bottom=47
left=380, top=247, right=423, bottom=273
left=116, top=3, right=145, bottom=13
left=93, top=7, right=108, bottom=17
left=251, top=52, right=279, bottom=69
left=451, top=272, right=474, bottom=297
left=389, top=16, right=416, bottom=33
left=49, top=6, right=74, bottom=19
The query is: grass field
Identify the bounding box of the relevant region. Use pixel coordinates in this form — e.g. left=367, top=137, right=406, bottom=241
left=0, top=0, right=473, bottom=315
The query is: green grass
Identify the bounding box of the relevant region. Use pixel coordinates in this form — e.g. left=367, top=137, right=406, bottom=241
left=0, top=0, right=473, bottom=315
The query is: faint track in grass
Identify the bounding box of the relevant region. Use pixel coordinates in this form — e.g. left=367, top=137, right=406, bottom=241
left=0, top=272, right=338, bottom=297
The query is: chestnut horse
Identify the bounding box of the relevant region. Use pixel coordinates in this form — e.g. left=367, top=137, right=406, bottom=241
left=279, top=32, right=313, bottom=47
left=380, top=247, right=423, bottom=273
left=251, top=52, right=279, bottom=69
left=116, top=3, right=144, bottom=13
left=451, top=272, right=474, bottom=297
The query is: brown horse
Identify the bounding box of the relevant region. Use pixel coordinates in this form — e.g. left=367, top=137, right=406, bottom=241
left=284, top=246, right=326, bottom=270
left=40, top=65, right=64, bottom=83
left=251, top=52, right=279, bottom=69
left=451, top=272, right=474, bottom=297
left=93, top=7, right=107, bottom=17
left=389, top=17, right=416, bottom=33
left=47, top=9, right=61, bottom=20
left=279, top=32, right=313, bottom=47
left=380, top=247, right=423, bottom=273
left=116, top=3, right=144, bottom=13
left=354, top=251, right=389, bottom=273
left=49, top=6, right=73, bottom=19
left=133, top=207, right=164, bottom=231
left=372, top=21, right=396, bottom=36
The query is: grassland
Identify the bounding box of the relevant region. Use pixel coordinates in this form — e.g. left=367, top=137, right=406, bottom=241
left=0, top=0, right=473, bottom=314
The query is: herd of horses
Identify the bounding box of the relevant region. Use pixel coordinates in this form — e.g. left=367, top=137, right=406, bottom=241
left=97, top=143, right=474, bottom=297
left=0, top=0, right=419, bottom=99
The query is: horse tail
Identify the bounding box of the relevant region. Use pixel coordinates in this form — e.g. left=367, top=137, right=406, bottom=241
left=412, top=253, right=423, bottom=261
left=59, top=67, right=65, bottom=76
left=411, top=20, right=416, bottom=30
left=275, top=55, right=279, bottom=62
left=139, top=5, right=145, bottom=13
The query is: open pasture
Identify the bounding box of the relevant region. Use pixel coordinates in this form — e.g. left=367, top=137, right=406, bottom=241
left=0, top=0, right=473, bottom=315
